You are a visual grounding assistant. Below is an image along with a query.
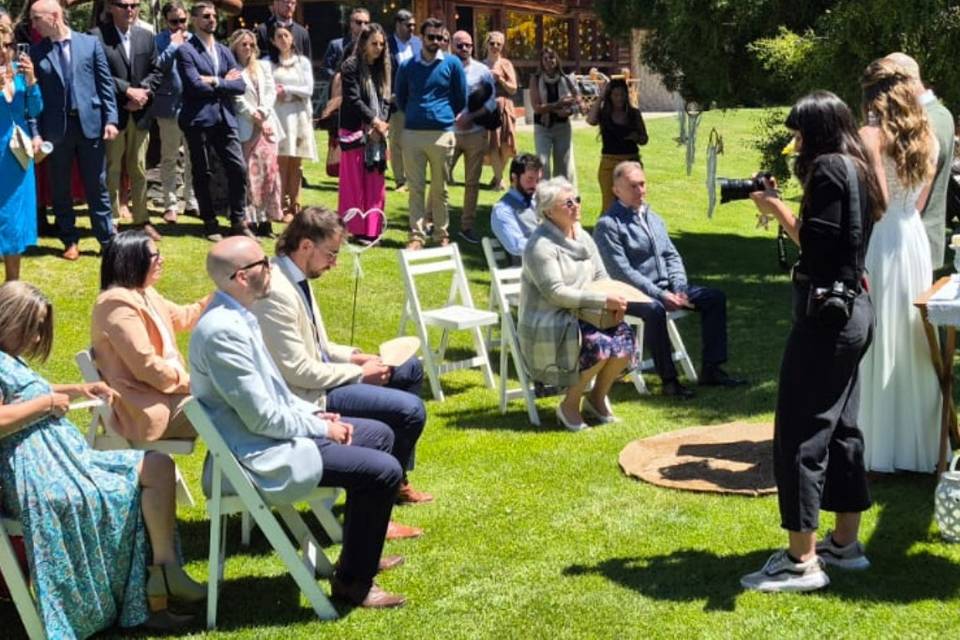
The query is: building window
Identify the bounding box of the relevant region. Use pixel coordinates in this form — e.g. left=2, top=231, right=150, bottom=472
left=578, top=17, right=612, bottom=63
left=505, top=11, right=537, bottom=61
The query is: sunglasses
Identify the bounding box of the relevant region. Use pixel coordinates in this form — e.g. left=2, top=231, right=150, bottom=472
left=229, top=257, right=270, bottom=280
left=114, top=2, right=139, bottom=9
left=455, top=42, right=473, bottom=50
left=488, top=41, right=503, bottom=46
left=561, top=196, right=582, bottom=209
left=425, top=33, right=445, bottom=42
left=352, top=19, right=369, bottom=26
left=167, top=17, right=186, bottom=24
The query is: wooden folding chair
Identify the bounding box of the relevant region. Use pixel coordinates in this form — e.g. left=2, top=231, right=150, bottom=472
left=624, top=310, right=698, bottom=394
left=75, top=349, right=196, bottom=507
left=397, top=244, right=499, bottom=401
left=0, top=515, right=44, bottom=640
left=182, top=399, right=339, bottom=629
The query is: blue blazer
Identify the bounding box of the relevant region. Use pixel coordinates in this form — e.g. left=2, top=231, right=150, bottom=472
left=150, top=29, right=184, bottom=119
left=31, top=30, right=119, bottom=143
left=189, top=292, right=330, bottom=506
left=175, top=34, right=245, bottom=130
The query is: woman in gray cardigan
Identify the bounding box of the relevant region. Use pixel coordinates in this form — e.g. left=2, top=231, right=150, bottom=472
left=518, top=177, right=635, bottom=431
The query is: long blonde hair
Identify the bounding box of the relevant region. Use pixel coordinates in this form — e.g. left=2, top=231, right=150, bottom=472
left=861, top=58, right=934, bottom=189
left=228, top=29, right=260, bottom=78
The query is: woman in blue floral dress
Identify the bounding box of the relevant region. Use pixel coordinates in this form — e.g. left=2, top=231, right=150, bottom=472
left=0, top=282, right=203, bottom=638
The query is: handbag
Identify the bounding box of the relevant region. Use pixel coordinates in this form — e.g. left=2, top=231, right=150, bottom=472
left=9, top=122, right=33, bottom=170
left=575, top=307, right=621, bottom=330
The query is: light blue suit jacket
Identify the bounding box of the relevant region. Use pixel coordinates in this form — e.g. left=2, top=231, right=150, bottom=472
left=189, top=291, right=329, bottom=505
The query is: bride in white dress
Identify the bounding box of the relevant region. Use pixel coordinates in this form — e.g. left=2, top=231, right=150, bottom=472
left=858, top=58, right=941, bottom=473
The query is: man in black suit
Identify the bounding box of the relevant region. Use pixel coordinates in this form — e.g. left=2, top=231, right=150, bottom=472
left=320, top=5, right=368, bottom=81
left=92, top=1, right=162, bottom=240
left=255, top=0, right=311, bottom=64
left=176, top=1, right=251, bottom=241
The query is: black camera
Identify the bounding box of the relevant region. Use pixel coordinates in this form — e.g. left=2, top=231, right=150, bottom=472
left=806, top=281, right=855, bottom=329
left=718, top=173, right=772, bottom=203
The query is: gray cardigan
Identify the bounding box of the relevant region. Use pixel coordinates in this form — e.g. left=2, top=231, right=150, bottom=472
left=518, top=219, right=608, bottom=386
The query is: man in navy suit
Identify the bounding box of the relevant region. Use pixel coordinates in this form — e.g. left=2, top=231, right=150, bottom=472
left=320, top=5, right=368, bottom=81
left=176, top=1, right=251, bottom=241
left=92, top=1, right=163, bottom=240
left=152, top=1, right=197, bottom=224
left=30, top=0, right=118, bottom=261
left=387, top=9, right=420, bottom=191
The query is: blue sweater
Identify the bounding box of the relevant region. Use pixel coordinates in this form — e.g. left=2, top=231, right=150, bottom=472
left=395, top=51, right=467, bottom=131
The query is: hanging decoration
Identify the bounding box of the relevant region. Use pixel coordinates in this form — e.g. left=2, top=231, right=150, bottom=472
left=340, top=208, right=387, bottom=345
left=705, top=128, right=723, bottom=219
left=684, top=101, right=702, bottom=177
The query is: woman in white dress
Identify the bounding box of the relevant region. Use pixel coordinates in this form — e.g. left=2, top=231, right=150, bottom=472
left=272, top=25, right=317, bottom=221
left=859, top=57, right=941, bottom=473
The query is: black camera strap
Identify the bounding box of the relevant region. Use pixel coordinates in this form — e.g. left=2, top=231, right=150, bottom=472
left=838, top=155, right=866, bottom=289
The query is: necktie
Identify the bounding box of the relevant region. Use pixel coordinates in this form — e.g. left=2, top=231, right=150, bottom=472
left=297, top=279, right=330, bottom=362
left=57, top=41, right=73, bottom=111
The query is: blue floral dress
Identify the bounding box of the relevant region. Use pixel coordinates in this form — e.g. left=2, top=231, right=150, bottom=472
left=0, top=350, right=148, bottom=639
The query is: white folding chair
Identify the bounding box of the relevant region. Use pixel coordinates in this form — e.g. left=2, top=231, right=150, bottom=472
left=76, top=349, right=196, bottom=507
left=0, top=515, right=44, bottom=640
left=624, top=310, right=698, bottom=394
left=481, top=237, right=516, bottom=349
left=183, top=399, right=339, bottom=629
left=397, top=244, right=499, bottom=401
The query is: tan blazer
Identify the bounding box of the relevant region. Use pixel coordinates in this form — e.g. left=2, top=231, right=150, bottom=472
left=90, top=287, right=211, bottom=441
left=252, top=258, right=362, bottom=409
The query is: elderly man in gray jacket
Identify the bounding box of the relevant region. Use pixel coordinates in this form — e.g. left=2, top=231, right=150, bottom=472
left=190, top=236, right=406, bottom=609
left=593, top=161, right=745, bottom=397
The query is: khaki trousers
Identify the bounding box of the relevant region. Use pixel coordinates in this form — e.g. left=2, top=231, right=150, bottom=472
left=402, top=129, right=455, bottom=241
left=598, top=153, right=639, bottom=212
left=454, top=129, right=488, bottom=230
left=389, top=109, right=406, bottom=186
left=106, top=119, right=149, bottom=224
left=157, top=116, right=195, bottom=211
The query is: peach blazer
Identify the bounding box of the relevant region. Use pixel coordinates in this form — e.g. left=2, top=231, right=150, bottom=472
left=90, top=286, right=211, bottom=441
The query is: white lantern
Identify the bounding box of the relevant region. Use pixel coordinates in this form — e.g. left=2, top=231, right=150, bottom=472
left=935, top=454, right=960, bottom=542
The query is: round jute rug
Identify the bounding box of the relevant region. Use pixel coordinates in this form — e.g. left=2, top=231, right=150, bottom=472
left=619, top=421, right=776, bottom=496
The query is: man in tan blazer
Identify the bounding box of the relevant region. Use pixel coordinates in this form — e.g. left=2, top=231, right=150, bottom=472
left=252, top=207, right=433, bottom=515
left=91, top=233, right=211, bottom=441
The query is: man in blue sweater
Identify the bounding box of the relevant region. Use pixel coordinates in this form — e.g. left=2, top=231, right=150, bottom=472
left=594, top=162, right=746, bottom=397
left=394, top=17, right=467, bottom=250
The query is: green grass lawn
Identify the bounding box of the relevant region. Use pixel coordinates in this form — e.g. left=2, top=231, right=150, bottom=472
left=5, top=109, right=960, bottom=638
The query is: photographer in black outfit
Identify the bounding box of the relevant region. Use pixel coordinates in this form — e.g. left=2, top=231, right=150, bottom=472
left=742, top=91, right=885, bottom=593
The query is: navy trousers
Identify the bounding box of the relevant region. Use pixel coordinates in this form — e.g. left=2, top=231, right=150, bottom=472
left=627, top=284, right=728, bottom=381
left=48, top=115, right=115, bottom=247
left=325, top=357, right=426, bottom=474
left=315, top=418, right=402, bottom=587
left=182, top=121, right=247, bottom=228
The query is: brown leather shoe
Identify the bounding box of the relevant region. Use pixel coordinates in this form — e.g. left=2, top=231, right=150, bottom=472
left=331, top=576, right=405, bottom=609
left=162, top=209, right=178, bottom=224
left=62, top=244, right=80, bottom=261
left=335, top=554, right=404, bottom=575
left=142, top=223, right=163, bottom=241
left=386, top=520, right=423, bottom=540
left=405, top=238, right=423, bottom=251
left=396, top=482, right=434, bottom=505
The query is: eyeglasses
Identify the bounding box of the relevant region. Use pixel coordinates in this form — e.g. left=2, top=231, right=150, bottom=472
left=229, top=257, right=270, bottom=280
left=455, top=42, right=473, bottom=50
left=424, top=33, right=444, bottom=42
left=114, top=2, right=139, bottom=9
left=442, top=36, right=450, bottom=43
left=148, top=251, right=161, bottom=262
left=167, top=17, right=186, bottom=24
left=561, top=196, right=582, bottom=209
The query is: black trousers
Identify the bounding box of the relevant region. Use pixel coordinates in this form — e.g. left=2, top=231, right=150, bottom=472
left=774, top=285, right=874, bottom=532
left=314, top=419, right=402, bottom=588
left=182, top=121, right=247, bottom=228
left=626, top=284, right=728, bottom=381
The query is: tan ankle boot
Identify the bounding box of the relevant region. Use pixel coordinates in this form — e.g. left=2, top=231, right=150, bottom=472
left=147, top=563, right=207, bottom=606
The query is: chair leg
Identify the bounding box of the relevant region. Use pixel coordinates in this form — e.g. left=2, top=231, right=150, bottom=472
left=240, top=510, right=252, bottom=546
left=309, top=499, right=343, bottom=545
left=472, top=325, right=497, bottom=390
left=206, top=471, right=224, bottom=630
left=668, top=318, right=698, bottom=382
left=276, top=505, right=334, bottom=579
left=417, top=324, right=445, bottom=402
left=628, top=320, right=649, bottom=395
left=174, top=464, right=195, bottom=508
left=0, top=526, right=45, bottom=640
left=398, top=299, right=410, bottom=337
left=498, top=319, right=509, bottom=415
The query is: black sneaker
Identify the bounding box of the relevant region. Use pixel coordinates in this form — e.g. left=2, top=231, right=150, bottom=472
left=458, top=228, right=480, bottom=244
left=700, top=365, right=747, bottom=387
left=662, top=379, right=695, bottom=399
left=228, top=223, right=257, bottom=240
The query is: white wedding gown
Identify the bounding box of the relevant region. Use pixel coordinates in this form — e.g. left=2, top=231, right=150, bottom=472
left=859, top=155, right=941, bottom=473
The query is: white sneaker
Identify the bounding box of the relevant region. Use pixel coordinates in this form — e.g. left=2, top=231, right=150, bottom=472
left=816, top=531, right=870, bottom=570
left=740, top=550, right=830, bottom=593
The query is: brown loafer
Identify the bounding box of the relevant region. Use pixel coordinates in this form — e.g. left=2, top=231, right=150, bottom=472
left=386, top=520, right=423, bottom=540
left=396, top=482, right=434, bottom=505
left=62, top=244, right=80, bottom=261
left=162, top=209, right=178, bottom=224
left=331, top=576, right=405, bottom=609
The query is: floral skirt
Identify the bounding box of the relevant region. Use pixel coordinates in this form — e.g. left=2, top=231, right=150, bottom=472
left=578, top=320, right=637, bottom=371
left=242, top=130, right=283, bottom=224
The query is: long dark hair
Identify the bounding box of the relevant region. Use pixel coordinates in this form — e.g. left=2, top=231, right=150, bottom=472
left=598, top=79, right=641, bottom=132
left=348, top=23, right=391, bottom=101
left=786, top=91, right=886, bottom=221
left=100, top=230, right=153, bottom=290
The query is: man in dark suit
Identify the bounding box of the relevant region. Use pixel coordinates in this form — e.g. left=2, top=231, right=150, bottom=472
left=176, top=1, right=251, bottom=241
left=30, top=0, right=118, bottom=260
left=92, top=2, right=163, bottom=240
left=387, top=9, right=420, bottom=191
left=255, top=0, right=311, bottom=64
left=320, top=5, right=368, bottom=81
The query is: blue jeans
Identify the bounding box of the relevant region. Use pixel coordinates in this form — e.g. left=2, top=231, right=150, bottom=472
left=48, top=115, right=115, bottom=247
left=325, top=357, right=426, bottom=475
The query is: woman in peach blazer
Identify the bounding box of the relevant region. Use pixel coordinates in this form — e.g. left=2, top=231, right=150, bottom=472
left=91, top=230, right=212, bottom=441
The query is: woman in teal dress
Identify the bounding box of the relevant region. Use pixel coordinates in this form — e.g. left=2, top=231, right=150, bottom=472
left=0, top=23, right=41, bottom=282
left=0, top=282, right=204, bottom=639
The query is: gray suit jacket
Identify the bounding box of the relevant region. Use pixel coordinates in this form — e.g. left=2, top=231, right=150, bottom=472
left=189, top=291, right=329, bottom=505
left=921, top=93, right=955, bottom=268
